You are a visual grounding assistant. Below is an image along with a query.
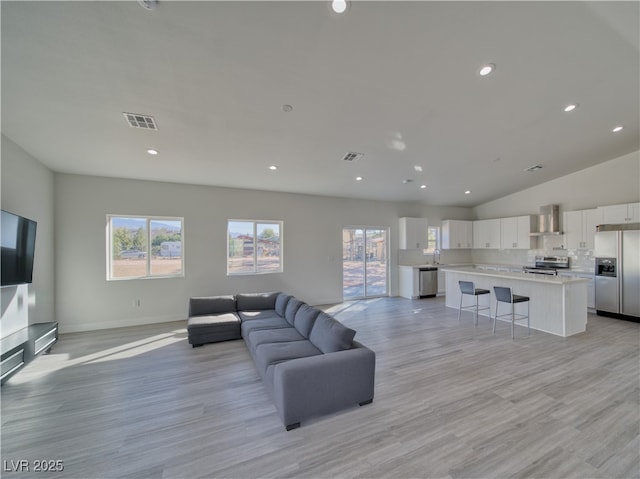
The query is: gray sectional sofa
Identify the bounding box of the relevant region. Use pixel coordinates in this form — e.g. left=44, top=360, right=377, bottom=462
left=187, top=292, right=376, bottom=430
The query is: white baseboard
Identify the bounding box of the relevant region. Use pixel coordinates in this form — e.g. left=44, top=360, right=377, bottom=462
left=58, top=314, right=186, bottom=334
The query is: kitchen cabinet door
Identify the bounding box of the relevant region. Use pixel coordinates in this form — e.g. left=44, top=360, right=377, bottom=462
left=564, top=211, right=584, bottom=250
left=399, top=217, right=428, bottom=250
left=500, top=217, right=518, bottom=249
left=442, top=220, right=473, bottom=249
left=582, top=209, right=599, bottom=250
left=629, top=203, right=640, bottom=222
left=598, top=203, right=640, bottom=224
left=474, top=219, right=500, bottom=249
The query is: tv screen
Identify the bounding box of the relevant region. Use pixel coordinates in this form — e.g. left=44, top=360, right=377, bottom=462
left=1, top=210, right=37, bottom=287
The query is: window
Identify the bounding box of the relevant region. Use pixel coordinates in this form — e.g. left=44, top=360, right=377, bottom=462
left=424, top=226, right=440, bottom=254
left=227, top=220, right=282, bottom=275
left=107, top=215, right=183, bottom=280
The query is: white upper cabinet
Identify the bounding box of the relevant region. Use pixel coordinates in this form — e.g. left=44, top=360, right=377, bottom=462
left=441, top=220, right=473, bottom=249
left=398, top=217, right=428, bottom=250
left=564, top=209, right=599, bottom=250
left=473, top=218, right=501, bottom=249
left=500, top=215, right=537, bottom=250
left=598, top=203, right=640, bottom=224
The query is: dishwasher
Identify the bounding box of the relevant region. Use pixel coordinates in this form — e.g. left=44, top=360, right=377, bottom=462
left=419, top=267, right=438, bottom=298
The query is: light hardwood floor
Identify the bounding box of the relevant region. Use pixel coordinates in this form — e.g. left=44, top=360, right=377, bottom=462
left=2, top=297, right=639, bottom=479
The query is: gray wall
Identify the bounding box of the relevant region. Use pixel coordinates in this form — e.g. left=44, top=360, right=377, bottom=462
left=1, top=135, right=56, bottom=335
left=55, top=173, right=470, bottom=332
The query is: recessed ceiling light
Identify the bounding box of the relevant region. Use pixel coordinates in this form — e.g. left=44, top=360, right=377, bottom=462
left=464, top=190, right=472, bottom=195
left=331, top=0, right=348, bottom=14
left=146, top=149, right=158, bottom=155
left=479, top=64, right=495, bottom=76
left=612, top=125, right=624, bottom=133
left=564, top=104, right=577, bottom=112
left=420, top=184, right=428, bottom=189
left=355, top=176, right=364, bottom=181
left=269, top=165, right=278, bottom=170
left=414, top=165, right=423, bottom=172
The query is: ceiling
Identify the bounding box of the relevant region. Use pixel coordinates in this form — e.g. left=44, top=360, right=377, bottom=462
left=2, top=1, right=639, bottom=207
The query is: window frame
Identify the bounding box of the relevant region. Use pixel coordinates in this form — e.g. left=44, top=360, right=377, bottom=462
left=424, top=225, right=440, bottom=254
left=227, top=219, right=283, bottom=276
left=106, top=214, right=185, bottom=281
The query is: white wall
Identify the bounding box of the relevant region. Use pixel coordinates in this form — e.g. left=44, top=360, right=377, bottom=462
left=473, top=150, right=640, bottom=219
left=55, top=173, right=470, bottom=333
left=1, top=135, right=56, bottom=335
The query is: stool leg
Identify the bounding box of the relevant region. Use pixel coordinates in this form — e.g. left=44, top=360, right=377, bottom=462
left=458, top=294, right=463, bottom=321
left=511, top=302, right=515, bottom=339
left=493, top=300, right=498, bottom=334
left=527, top=301, right=530, bottom=336
left=474, top=295, right=479, bottom=326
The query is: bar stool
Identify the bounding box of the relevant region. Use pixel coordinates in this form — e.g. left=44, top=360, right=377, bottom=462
left=493, top=286, right=530, bottom=339
left=458, top=281, right=491, bottom=326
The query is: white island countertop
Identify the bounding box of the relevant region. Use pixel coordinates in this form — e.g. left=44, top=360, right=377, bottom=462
left=440, top=266, right=590, bottom=285
left=441, top=267, right=589, bottom=337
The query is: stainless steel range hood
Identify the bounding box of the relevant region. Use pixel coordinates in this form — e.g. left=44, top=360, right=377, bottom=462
left=530, top=204, right=563, bottom=236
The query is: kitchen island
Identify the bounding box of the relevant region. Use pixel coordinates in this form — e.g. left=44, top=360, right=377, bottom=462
left=441, top=267, right=589, bottom=337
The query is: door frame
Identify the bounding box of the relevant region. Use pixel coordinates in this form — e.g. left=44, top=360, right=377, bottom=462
left=342, top=226, right=390, bottom=300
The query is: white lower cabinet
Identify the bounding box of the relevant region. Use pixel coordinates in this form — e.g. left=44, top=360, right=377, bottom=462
left=437, top=269, right=446, bottom=295
left=558, top=272, right=595, bottom=309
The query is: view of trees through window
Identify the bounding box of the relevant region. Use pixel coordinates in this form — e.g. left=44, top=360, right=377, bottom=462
left=342, top=228, right=388, bottom=299
left=228, top=220, right=282, bottom=275
left=108, top=216, right=183, bottom=279
left=424, top=226, right=440, bottom=254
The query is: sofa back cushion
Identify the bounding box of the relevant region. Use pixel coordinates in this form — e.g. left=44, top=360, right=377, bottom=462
left=293, top=304, right=321, bottom=338
left=189, top=295, right=237, bottom=317
left=309, top=312, right=356, bottom=353
left=236, top=292, right=280, bottom=311
left=284, top=298, right=304, bottom=325
left=275, top=293, right=292, bottom=317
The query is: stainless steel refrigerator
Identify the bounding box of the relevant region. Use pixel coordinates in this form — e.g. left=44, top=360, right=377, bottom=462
left=594, top=224, right=640, bottom=320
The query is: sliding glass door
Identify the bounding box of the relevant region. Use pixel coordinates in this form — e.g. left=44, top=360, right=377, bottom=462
left=342, top=228, right=388, bottom=299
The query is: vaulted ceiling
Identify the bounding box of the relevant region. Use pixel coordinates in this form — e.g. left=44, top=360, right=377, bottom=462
left=2, top=1, right=638, bottom=206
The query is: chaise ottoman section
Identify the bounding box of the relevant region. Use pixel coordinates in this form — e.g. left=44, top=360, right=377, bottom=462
left=188, top=313, right=241, bottom=347
left=187, top=295, right=241, bottom=347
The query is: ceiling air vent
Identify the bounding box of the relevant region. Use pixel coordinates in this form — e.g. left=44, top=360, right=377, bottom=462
left=342, top=152, right=364, bottom=162
left=123, top=112, right=158, bottom=130
left=525, top=164, right=543, bottom=172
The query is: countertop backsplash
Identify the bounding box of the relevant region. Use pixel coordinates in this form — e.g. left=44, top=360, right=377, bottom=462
left=399, top=234, right=595, bottom=272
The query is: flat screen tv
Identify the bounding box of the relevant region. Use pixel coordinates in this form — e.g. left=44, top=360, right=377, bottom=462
left=1, top=210, right=37, bottom=287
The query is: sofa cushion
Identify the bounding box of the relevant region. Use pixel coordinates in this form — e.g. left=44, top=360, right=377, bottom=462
left=293, top=304, right=322, bottom=338
left=309, top=312, right=356, bottom=353
left=246, top=328, right=304, bottom=350
left=238, top=310, right=279, bottom=321
left=275, top=294, right=292, bottom=317
left=241, top=317, right=291, bottom=337
left=236, top=292, right=280, bottom=311
left=254, top=340, right=322, bottom=377
left=188, top=312, right=240, bottom=328
left=189, top=295, right=236, bottom=317
left=284, top=298, right=304, bottom=326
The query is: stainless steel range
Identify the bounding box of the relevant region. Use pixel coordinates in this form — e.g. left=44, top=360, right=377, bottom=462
left=523, top=256, right=569, bottom=276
